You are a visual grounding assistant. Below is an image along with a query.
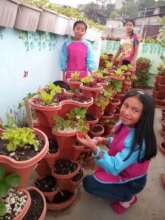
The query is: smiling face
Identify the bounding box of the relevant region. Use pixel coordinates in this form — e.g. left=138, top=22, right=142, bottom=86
left=125, top=21, right=134, bottom=35
left=73, top=23, right=86, bottom=40
left=120, top=96, right=143, bottom=127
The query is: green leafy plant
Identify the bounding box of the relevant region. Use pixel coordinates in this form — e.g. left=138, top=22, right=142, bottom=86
left=80, top=76, right=94, bottom=85
left=0, top=166, right=20, bottom=217
left=1, top=127, right=39, bottom=152
left=134, top=57, right=151, bottom=87
left=53, top=108, right=89, bottom=133
left=38, top=83, right=62, bottom=105
left=108, top=80, right=122, bottom=93
left=71, top=72, right=80, bottom=81
left=95, top=87, right=113, bottom=110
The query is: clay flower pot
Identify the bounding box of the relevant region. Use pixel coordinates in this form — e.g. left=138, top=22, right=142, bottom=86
left=66, top=79, right=81, bottom=90
left=52, top=160, right=81, bottom=191
left=90, top=124, right=104, bottom=137
left=34, top=175, right=58, bottom=203
left=24, top=186, right=47, bottom=220
left=0, top=128, right=49, bottom=187
left=46, top=190, right=77, bottom=211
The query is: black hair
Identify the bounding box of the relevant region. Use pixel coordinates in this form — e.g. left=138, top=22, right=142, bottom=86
left=123, top=19, right=135, bottom=37
left=117, top=89, right=157, bottom=162
left=123, top=19, right=135, bottom=26
left=73, top=20, right=88, bottom=31
left=53, top=80, right=70, bottom=90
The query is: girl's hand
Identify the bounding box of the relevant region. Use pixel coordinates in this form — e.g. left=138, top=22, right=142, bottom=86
left=77, top=133, right=98, bottom=152
left=93, top=137, right=106, bottom=144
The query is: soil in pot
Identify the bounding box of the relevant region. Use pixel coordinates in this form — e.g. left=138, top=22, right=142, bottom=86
left=47, top=191, right=74, bottom=204
left=85, top=113, right=96, bottom=121
left=72, top=94, right=91, bottom=103
left=54, top=159, right=78, bottom=175
left=49, top=139, right=59, bottom=154
left=0, top=138, right=44, bottom=161
left=92, top=125, right=103, bottom=133
left=35, top=175, right=57, bottom=192
left=22, top=190, right=43, bottom=220
left=71, top=168, right=83, bottom=182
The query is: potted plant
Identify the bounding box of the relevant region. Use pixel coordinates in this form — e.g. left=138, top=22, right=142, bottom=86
left=0, top=0, right=18, bottom=28
left=38, top=8, right=68, bottom=35
left=14, top=2, right=41, bottom=32
left=134, top=57, right=151, bottom=88
left=52, top=159, right=81, bottom=191
left=0, top=118, right=49, bottom=187
left=80, top=76, right=103, bottom=98
left=66, top=71, right=81, bottom=90
left=90, top=124, right=104, bottom=137
left=0, top=166, right=31, bottom=219
left=52, top=108, right=89, bottom=159
left=35, top=175, right=58, bottom=202
left=45, top=138, right=60, bottom=168
left=22, top=186, right=47, bottom=220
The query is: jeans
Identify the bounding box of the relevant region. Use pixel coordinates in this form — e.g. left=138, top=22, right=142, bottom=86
left=83, top=174, right=147, bottom=202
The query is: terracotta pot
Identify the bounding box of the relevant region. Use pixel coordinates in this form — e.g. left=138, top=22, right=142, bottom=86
left=29, top=96, right=93, bottom=127
left=80, top=84, right=103, bottom=98
left=87, top=104, right=103, bottom=119
left=104, top=99, right=121, bottom=115
left=90, top=124, right=104, bottom=137
left=52, top=129, right=77, bottom=159
left=157, top=83, right=165, bottom=92
left=52, top=161, right=81, bottom=191
left=36, top=159, right=51, bottom=178
left=15, top=3, right=41, bottom=32
left=72, top=143, right=91, bottom=161
left=66, top=79, right=81, bottom=90
left=34, top=176, right=58, bottom=202
left=27, top=186, right=47, bottom=220
left=47, top=190, right=77, bottom=211
left=0, top=128, right=49, bottom=187
left=0, top=0, right=18, bottom=28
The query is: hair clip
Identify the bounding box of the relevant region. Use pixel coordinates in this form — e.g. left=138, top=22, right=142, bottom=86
left=137, top=90, right=145, bottom=94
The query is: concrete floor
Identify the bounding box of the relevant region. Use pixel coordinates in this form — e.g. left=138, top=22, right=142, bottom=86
left=46, top=108, right=165, bottom=220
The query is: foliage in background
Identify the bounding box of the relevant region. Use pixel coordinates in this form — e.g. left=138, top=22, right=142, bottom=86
left=21, top=0, right=104, bottom=30
left=134, top=57, right=151, bottom=87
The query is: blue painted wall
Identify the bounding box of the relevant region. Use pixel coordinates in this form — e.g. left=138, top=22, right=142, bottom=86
left=0, top=28, right=100, bottom=121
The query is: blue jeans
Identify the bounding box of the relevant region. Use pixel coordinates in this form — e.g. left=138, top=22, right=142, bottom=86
left=83, top=175, right=147, bottom=202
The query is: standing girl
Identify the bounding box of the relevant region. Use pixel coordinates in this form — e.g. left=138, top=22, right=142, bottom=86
left=81, top=89, right=157, bottom=214
left=113, top=19, right=139, bottom=68
left=60, top=20, right=96, bottom=80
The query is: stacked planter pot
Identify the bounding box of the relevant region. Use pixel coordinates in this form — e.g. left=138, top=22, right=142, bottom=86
left=29, top=87, right=94, bottom=210
left=159, top=109, right=165, bottom=155
left=153, top=67, right=165, bottom=108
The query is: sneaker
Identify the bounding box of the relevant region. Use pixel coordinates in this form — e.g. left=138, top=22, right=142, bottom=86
left=111, top=196, right=137, bottom=214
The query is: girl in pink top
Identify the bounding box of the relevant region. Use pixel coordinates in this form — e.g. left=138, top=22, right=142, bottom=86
left=81, top=89, right=157, bottom=214
left=60, top=20, right=96, bottom=80
left=113, top=19, right=139, bottom=68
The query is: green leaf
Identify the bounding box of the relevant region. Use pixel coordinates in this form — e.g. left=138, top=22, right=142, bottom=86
left=0, top=181, right=9, bottom=197
left=5, top=173, right=20, bottom=188
left=0, top=167, right=5, bottom=180
left=0, top=201, right=6, bottom=217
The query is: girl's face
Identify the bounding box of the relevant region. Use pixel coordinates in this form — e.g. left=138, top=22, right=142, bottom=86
left=120, top=96, right=143, bottom=127
left=74, top=23, right=86, bottom=40
left=125, top=21, right=134, bottom=34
